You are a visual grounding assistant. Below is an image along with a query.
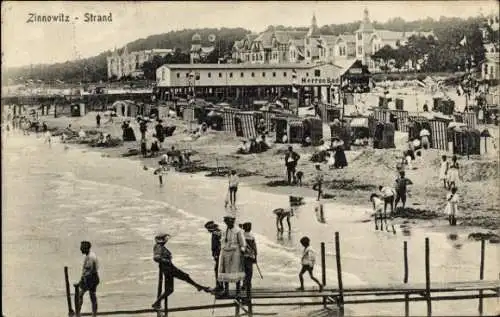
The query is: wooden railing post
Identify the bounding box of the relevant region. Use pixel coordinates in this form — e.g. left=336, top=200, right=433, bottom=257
left=403, top=241, right=409, bottom=317
left=425, top=237, right=431, bottom=317
left=478, top=238, right=485, bottom=316
left=321, top=242, right=326, bottom=308
left=164, top=274, right=169, bottom=317
left=247, top=283, right=253, bottom=317
left=64, top=266, right=74, bottom=316
left=335, top=232, right=344, bottom=317
left=157, top=266, right=163, bottom=317
left=73, top=284, right=80, bottom=317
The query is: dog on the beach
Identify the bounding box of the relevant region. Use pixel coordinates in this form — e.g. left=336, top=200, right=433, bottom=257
left=295, top=171, right=303, bottom=186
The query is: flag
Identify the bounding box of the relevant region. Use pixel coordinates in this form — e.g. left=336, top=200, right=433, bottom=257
left=459, top=36, right=467, bottom=46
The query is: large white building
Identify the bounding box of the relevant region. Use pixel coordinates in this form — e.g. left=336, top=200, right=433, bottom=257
left=155, top=62, right=351, bottom=105
left=480, top=13, right=499, bottom=81
left=106, top=47, right=174, bottom=79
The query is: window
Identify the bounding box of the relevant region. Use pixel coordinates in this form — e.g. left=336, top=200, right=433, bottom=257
left=186, top=73, right=189, bottom=77
left=314, top=70, right=321, bottom=77
left=490, top=66, right=494, bottom=75
left=307, top=50, right=310, bottom=58
left=162, top=70, right=166, bottom=80
left=229, top=72, right=233, bottom=78
left=208, top=72, right=211, bottom=78
left=262, top=72, right=266, bottom=77
left=357, top=33, right=362, bottom=40
left=283, top=72, right=287, bottom=77
left=251, top=72, right=255, bottom=77
left=240, top=72, right=244, bottom=78
left=272, top=72, right=276, bottom=77
left=176, top=73, right=180, bottom=78
left=219, top=72, right=222, bottom=78
left=306, top=72, right=309, bottom=77
left=357, top=46, right=362, bottom=55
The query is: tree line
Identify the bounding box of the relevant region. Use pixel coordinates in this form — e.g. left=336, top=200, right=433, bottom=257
left=2, top=16, right=493, bottom=84
left=371, top=18, right=487, bottom=73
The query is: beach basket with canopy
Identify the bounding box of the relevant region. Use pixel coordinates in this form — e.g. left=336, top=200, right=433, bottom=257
left=480, top=129, right=492, bottom=153
left=373, top=122, right=395, bottom=149
left=329, top=120, right=352, bottom=150
left=448, top=126, right=481, bottom=156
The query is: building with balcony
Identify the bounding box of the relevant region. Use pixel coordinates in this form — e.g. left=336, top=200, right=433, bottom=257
left=106, top=47, right=174, bottom=79
left=231, top=14, right=357, bottom=65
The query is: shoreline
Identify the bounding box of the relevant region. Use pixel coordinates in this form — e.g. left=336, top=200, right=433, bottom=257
left=17, top=113, right=500, bottom=238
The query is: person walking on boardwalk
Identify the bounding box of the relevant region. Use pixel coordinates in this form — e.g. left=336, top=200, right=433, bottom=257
left=297, top=236, right=323, bottom=291
left=96, top=113, right=101, bottom=128
left=284, top=146, right=300, bottom=185
left=152, top=233, right=211, bottom=309
left=228, top=170, right=240, bottom=207
left=445, top=187, right=459, bottom=226
left=394, top=171, right=413, bottom=213
left=240, top=222, right=257, bottom=291
left=218, top=216, right=246, bottom=297
left=74, top=241, right=99, bottom=317
left=439, top=155, right=449, bottom=189
left=205, top=221, right=223, bottom=291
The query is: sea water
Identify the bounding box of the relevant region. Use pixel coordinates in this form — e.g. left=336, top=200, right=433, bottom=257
left=2, top=134, right=498, bottom=317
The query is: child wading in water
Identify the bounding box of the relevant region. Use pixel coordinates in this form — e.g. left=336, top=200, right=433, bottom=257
left=312, top=164, right=324, bottom=201
left=228, top=170, right=239, bottom=207
left=297, top=236, right=323, bottom=291
left=370, top=193, right=395, bottom=233
left=445, top=187, right=459, bottom=226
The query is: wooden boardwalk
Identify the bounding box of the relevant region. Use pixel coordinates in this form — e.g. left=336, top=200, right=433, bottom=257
left=65, top=233, right=499, bottom=317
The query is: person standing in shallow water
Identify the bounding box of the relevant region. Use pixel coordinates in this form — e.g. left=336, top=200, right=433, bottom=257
left=218, top=216, right=246, bottom=297
left=228, top=170, right=239, bottom=207
left=152, top=233, right=210, bottom=309
left=394, top=171, right=413, bottom=213
left=74, top=241, right=99, bottom=317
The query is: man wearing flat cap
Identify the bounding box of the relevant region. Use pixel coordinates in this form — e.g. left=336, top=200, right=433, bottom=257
left=205, top=221, right=223, bottom=291
left=217, top=216, right=246, bottom=297
left=152, top=232, right=210, bottom=310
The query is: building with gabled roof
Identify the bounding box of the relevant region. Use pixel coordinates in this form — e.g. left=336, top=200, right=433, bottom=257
left=107, top=46, right=175, bottom=79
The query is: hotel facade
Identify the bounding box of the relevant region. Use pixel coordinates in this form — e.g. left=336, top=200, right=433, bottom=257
left=106, top=47, right=174, bottom=79
left=231, top=9, right=435, bottom=71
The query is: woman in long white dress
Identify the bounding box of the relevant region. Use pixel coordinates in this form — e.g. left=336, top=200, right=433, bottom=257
left=447, top=155, right=459, bottom=189
left=439, top=155, right=449, bottom=188
left=445, top=187, right=459, bottom=225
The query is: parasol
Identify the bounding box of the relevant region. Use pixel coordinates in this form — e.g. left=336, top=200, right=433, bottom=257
left=419, top=129, right=430, bottom=137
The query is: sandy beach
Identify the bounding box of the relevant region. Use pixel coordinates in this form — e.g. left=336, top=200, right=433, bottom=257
left=37, top=90, right=500, bottom=237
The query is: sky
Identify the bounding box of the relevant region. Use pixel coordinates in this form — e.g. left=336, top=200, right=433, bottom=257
left=2, top=1, right=498, bottom=68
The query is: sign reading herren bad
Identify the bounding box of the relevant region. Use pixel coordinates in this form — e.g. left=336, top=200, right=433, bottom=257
left=298, top=64, right=343, bottom=86
left=301, top=77, right=340, bottom=85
